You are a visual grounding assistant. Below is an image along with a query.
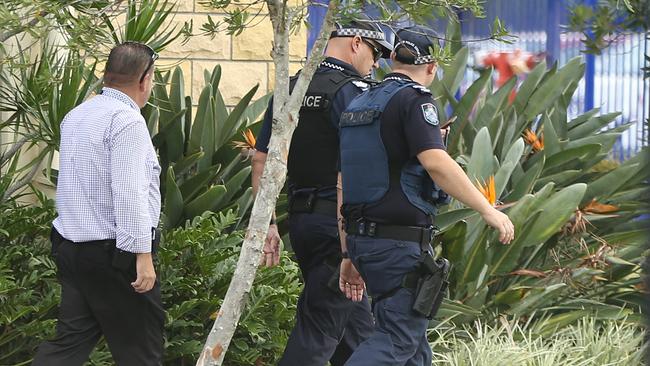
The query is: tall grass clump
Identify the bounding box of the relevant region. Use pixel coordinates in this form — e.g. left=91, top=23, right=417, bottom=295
left=430, top=317, right=644, bottom=366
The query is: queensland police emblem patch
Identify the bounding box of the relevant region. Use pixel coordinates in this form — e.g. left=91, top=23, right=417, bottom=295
left=421, top=103, right=438, bottom=126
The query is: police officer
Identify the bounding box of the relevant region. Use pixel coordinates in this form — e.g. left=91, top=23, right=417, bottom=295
left=251, top=17, right=394, bottom=366
left=338, top=26, right=515, bottom=365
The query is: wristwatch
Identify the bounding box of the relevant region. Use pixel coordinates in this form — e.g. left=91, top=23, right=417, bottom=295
left=341, top=251, right=349, bottom=259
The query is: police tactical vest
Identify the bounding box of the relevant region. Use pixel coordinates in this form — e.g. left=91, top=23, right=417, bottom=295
left=340, top=79, right=449, bottom=217
left=287, top=69, right=363, bottom=190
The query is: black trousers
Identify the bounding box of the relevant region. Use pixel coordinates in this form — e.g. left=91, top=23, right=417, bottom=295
left=32, top=230, right=164, bottom=366
left=278, top=212, right=374, bottom=366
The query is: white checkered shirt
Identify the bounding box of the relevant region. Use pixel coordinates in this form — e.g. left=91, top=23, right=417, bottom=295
left=52, top=87, right=161, bottom=253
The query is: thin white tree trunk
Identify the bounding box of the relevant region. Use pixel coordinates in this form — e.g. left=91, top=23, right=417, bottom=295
left=195, top=1, right=338, bottom=364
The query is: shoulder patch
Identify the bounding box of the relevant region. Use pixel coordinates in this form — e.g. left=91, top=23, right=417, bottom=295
left=421, top=103, right=439, bottom=126
left=351, top=80, right=370, bottom=91
left=411, top=85, right=431, bottom=95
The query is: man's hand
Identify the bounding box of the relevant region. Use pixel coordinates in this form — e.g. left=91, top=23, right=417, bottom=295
left=339, top=259, right=365, bottom=302
left=481, top=208, right=515, bottom=245
left=260, top=224, right=281, bottom=267
left=132, top=252, right=156, bottom=293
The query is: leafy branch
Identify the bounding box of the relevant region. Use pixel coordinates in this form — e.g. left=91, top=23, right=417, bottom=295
left=567, top=0, right=649, bottom=55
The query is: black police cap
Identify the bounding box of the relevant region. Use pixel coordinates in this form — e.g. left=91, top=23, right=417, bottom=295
left=330, top=14, right=394, bottom=58
left=394, top=25, right=440, bottom=65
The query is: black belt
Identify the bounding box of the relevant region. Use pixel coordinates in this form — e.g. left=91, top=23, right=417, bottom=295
left=288, top=195, right=337, bottom=216
left=345, top=220, right=436, bottom=248
left=51, top=227, right=161, bottom=250
left=51, top=227, right=114, bottom=247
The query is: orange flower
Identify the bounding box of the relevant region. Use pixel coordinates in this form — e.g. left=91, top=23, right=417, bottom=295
left=582, top=199, right=619, bottom=214
left=523, top=129, right=544, bottom=152
left=232, top=129, right=257, bottom=150
left=475, top=176, right=497, bottom=206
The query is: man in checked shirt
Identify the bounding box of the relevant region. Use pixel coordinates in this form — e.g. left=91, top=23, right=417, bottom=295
left=33, top=42, right=163, bottom=366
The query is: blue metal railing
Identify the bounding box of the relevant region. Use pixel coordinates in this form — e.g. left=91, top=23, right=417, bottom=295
left=456, top=0, right=648, bottom=160
left=305, top=1, right=648, bottom=159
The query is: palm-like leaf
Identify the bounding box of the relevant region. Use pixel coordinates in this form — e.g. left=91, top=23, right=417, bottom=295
left=150, top=65, right=271, bottom=229
left=103, top=0, right=184, bottom=50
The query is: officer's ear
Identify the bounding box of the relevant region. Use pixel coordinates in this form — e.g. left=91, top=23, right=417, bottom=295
left=351, top=35, right=363, bottom=53
left=426, top=62, right=438, bottom=76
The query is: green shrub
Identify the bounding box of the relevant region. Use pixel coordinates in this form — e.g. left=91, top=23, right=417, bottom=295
left=429, top=50, right=648, bottom=327
left=0, top=198, right=58, bottom=366
left=0, top=203, right=300, bottom=365
left=147, top=65, right=271, bottom=230
left=157, top=210, right=301, bottom=365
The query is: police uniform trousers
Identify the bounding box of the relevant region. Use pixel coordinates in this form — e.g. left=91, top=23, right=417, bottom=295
left=32, top=229, right=164, bottom=366
left=344, top=235, right=432, bottom=366
left=278, top=212, right=374, bottom=366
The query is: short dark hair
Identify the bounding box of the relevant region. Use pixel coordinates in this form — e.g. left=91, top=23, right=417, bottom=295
left=104, top=42, right=158, bottom=86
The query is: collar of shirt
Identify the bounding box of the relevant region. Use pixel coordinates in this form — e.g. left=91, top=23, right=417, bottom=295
left=320, top=57, right=361, bottom=77
left=100, top=87, right=140, bottom=111
left=383, top=72, right=415, bottom=83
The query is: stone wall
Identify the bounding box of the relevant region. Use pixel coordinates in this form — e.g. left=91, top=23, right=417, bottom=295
left=4, top=1, right=307, bottom=202
left=160, top=0, right=308, bottom=107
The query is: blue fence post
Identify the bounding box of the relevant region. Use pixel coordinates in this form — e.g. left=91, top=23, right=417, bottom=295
left=454, top=9, right=464, bottom=103
left=306, top=0, right=329, bottom=55
left=583, top=0, right=596, bottom=112
left=545, top=0, right=560, bottom=64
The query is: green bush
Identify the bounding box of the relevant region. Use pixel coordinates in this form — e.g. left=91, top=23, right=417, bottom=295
left=0, top=198, right=58, bottom=366
left=429, top=50, right=648, bottom=327
left=0, top=203, right=300, bottom=365
left=147, top=65, right=272, bottom=230
left=159, top=210, right=301, bottom=365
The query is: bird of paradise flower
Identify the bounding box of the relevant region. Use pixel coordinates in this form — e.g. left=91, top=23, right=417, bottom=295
left=232, top=129, right=257, bottom=158
left=522, top=128, right=544, bottom=152
left=475, top=175, right=497, bottom=206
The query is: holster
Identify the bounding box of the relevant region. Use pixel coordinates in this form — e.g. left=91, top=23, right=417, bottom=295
left=411, top=255, right=450, bottom=319
left=324, top=254, right=345, bottom=296
left=288, top=191, right=317, bottom=214
left=288, top=190, right=338, bottom=217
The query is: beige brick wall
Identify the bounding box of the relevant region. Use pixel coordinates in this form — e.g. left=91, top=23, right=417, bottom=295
left=159, top=0, right=308, bottom=106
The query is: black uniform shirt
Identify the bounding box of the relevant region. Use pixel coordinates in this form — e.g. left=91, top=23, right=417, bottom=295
left=255, top=57, right=366, bottom=153
left=356, top=73, right=446, bottom=226
left=255, top=57, right=369, bottom=199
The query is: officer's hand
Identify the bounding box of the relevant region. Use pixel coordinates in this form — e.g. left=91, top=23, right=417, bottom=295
left=339, top=259, right=365, bottom=302
left=132, top=252, right=156, bottom=293
left=481, top=208, right=515, bottom=245
left=260, top=224, right=281, bottom=267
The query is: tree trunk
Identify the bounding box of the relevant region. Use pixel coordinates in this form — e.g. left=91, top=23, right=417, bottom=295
left=195, top=1, right=338, bottom=364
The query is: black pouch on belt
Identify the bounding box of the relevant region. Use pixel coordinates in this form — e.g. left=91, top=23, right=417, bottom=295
left=412, top=255, right=451, bottom=319
left=288, top=192, right=317, bottom=214
left=50, top=226, right=64, bottom=257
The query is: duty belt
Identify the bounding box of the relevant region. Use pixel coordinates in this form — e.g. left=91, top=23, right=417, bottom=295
left=288, top=194, right=337, bottom=216
left=345, top=219, right=436, bottom=248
